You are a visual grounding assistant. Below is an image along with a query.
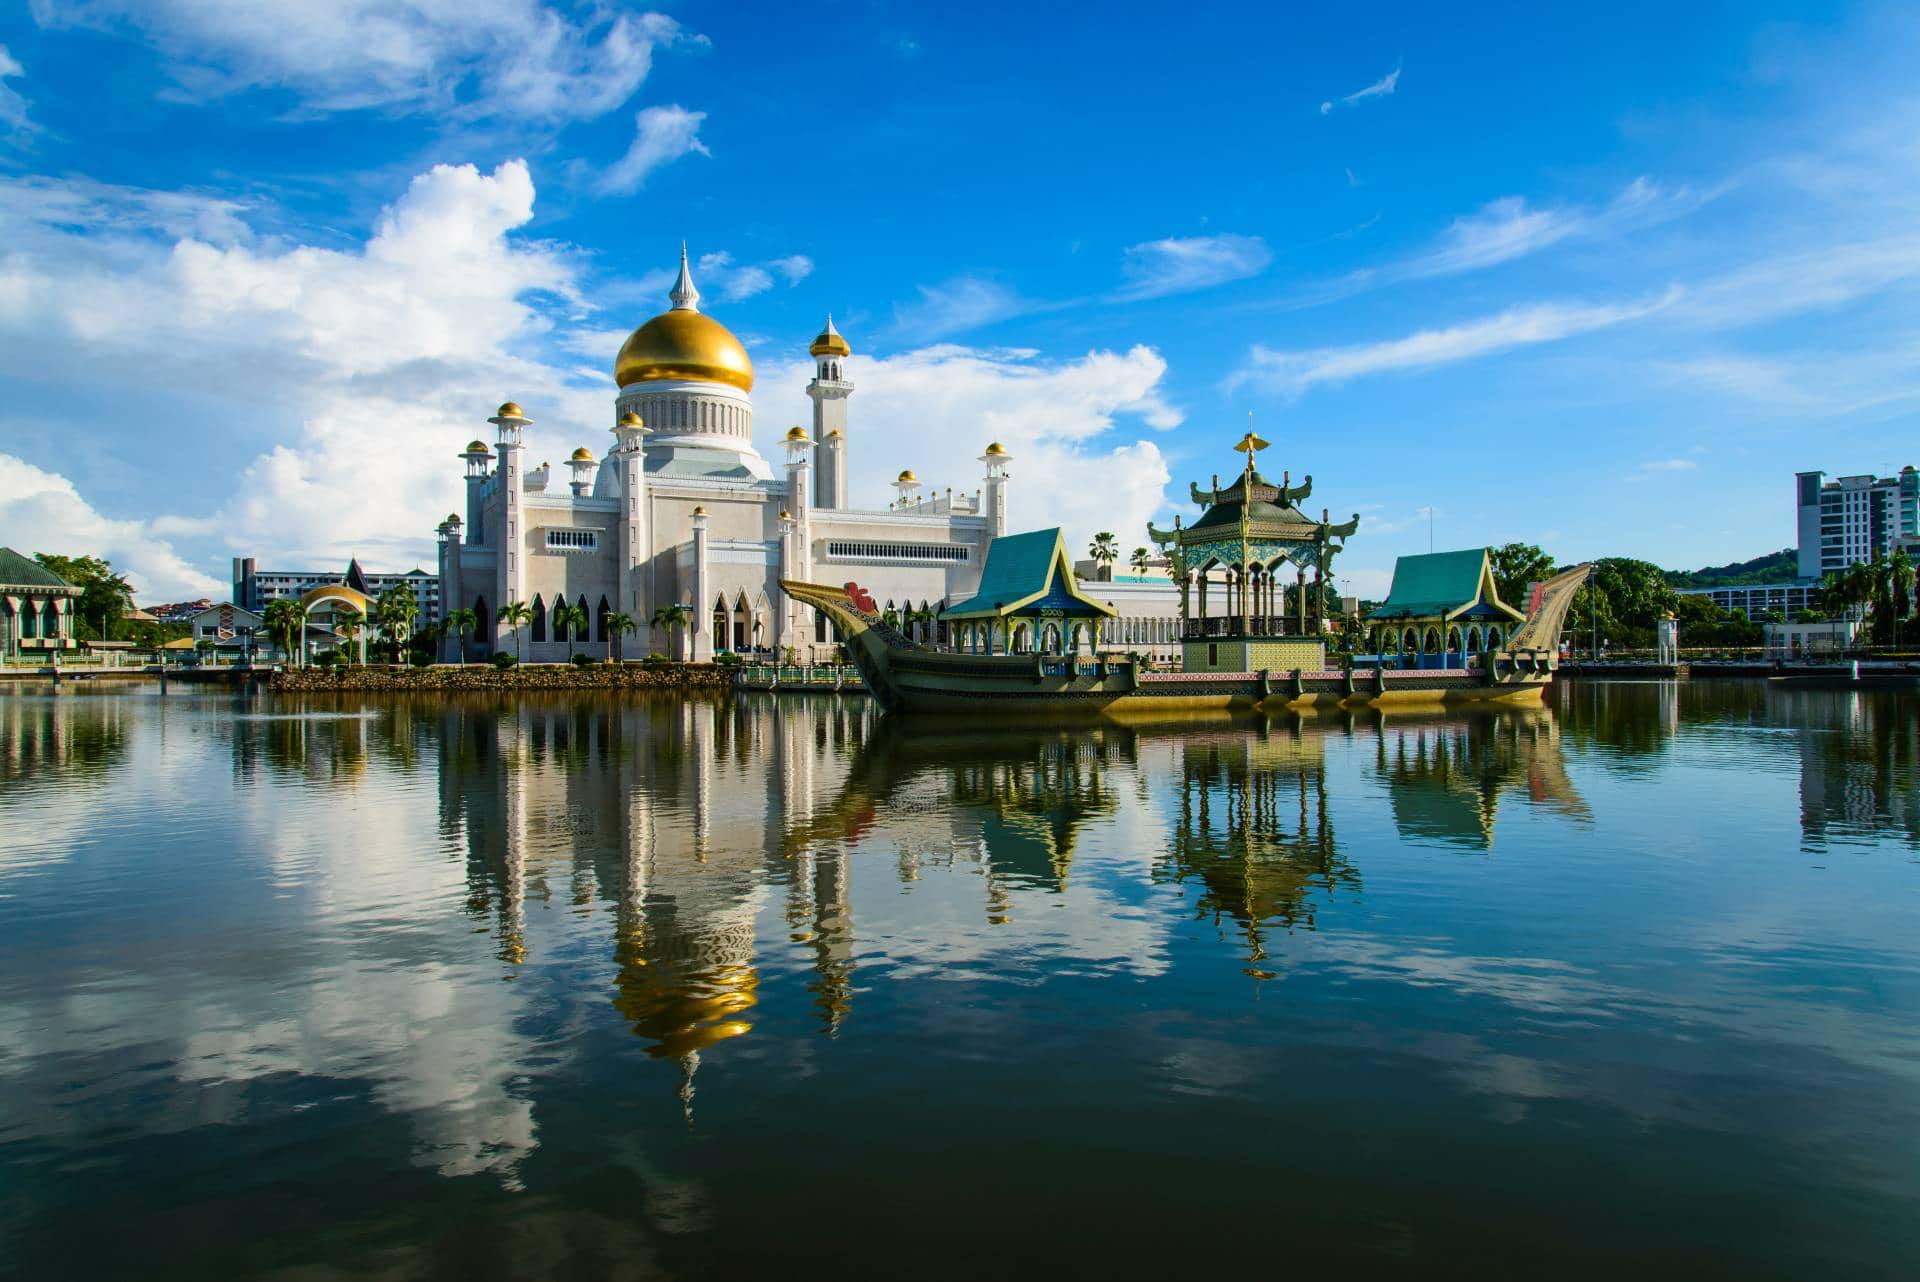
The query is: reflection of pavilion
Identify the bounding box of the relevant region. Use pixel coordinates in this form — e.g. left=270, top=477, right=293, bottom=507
left=1160, top=724, right=1354, bottom=969
left=1375, top=708, right=1589, bottom=849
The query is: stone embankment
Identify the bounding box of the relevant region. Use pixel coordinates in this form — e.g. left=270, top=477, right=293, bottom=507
left=271, top=662, right=736, bottom=693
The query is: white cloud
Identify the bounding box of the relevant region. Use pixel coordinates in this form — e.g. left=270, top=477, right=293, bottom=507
left=1320, top=64, right=1400, bottom=114
left=0, top=43, right=36, bottom=145
left=694, top=249, right=814, bottom=302
left=889, top=276, right=1037, bottom=341
left=0, top=454, right=222, bottom=599
left=0, top=159, right=609, bottom=581
left=31, top=0, right=695, bottom=123
left=1637, top=458, right=1698, bottom=473
left=1235, top=290, right=1680, bottom=395
left=1113, top=233, right=1272, bottom=301
left=597, top=103, right=710, bottom=194
left=753, top=344, right=1181, bottom=555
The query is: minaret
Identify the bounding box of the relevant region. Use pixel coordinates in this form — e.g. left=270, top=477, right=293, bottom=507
left=437, top=513, right=462, bottom=660
left=462, top=439, right=491, bottom=543
left=612, top=411, right=650, bottom=623
left=806, top=315, right=851, bottom=509
left=980, top=441, right=1011, bottom=542
left=689, top=506, right=711, bottom=662
left=490, top=401, right=530, bottom=654
left=781, top=426, right=814, bottom=653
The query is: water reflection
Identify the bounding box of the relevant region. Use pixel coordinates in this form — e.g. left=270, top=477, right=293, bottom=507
left=1374, top=708, right=1590, bottom=849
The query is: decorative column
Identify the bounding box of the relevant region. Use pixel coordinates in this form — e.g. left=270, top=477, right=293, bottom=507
left=489, top=401, right=530, bottom=654
left=807, top=316, right=852, bottom=509
left=782, top=427, right=813, bottom=656
left=463, top=441, right=491, bottom=542
left=613, top=411, right=650, bottom=623
left=980, top=442, right=1011, bottom=543
left=690, top=506, right=711, bottom=662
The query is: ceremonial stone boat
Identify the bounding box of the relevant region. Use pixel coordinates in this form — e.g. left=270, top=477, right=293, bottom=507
left=778, top=563, right=1591, bottom=717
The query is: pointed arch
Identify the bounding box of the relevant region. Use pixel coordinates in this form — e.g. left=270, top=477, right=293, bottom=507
left=473, top=596, right=489, bottom=645
left=531, top=594, right=547, bottom=642
left=597, top=595, right=611, bottom=643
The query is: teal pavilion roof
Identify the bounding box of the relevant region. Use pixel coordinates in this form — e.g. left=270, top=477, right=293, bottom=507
left=0, top=547, right=76, bottom=590
left=1367, top=548, right=1525, bottom=624
left=941, top=528, right=1118, bottom=621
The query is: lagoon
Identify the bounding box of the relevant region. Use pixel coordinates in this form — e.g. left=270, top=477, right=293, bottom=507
left=1, top=682, right=1917, bottom=1279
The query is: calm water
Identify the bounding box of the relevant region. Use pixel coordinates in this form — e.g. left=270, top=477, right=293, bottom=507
left=1, top=682, right=1917, bottom=1280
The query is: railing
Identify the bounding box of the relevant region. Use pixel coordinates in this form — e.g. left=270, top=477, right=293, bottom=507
left=734, top=664, right=866, bottom=689
left=1183, top=615, right=1315, bottom=639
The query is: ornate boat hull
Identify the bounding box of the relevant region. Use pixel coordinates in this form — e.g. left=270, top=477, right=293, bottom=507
left=778, top=579, right=1577, bottom=716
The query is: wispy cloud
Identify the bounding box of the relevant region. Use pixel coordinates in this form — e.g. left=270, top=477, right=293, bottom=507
left=890, top=276, right=1041, bottom=341
left=1234, top=290, right=1680, bottom=395
left=694, top=249, right=814, bottom=302
left=0, top=43, right=37, bottom=146
left=596, top=104, right=709, bottom=194
left=1113, top=233, right=1271, bottom=301
left=1321, top=64, right=1400, bottom=115
left=32, top=2, right=700, bottom=124
left=1637, top=457, right=1697, bottom=473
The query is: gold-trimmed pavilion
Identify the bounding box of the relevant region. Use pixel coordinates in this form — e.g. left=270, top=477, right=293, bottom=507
left=1149, top=434, right=1360, bottom=673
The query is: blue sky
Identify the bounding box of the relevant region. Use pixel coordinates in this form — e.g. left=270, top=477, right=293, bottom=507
left=0, top=1, right=1915, bottom=600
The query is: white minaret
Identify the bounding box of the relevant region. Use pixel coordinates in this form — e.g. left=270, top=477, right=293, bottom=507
left=462, top=439, right=491, bottom=542
left=806, top=315, right=851, bottom=509
left=782, top=426, right=814, bottom=652
left=612, top=410, right=650, bottom=623
left=980, top=441, right=1011, bottom=542
left=490, top=401, right=530, bottom=654
left=689, top=505, right=711, bottom=662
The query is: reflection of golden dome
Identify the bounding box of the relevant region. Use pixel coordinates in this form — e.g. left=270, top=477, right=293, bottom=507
left=570, top=447, right=595, bottom=462
left=809, top=314, right=850, bottom=358
left=465, top=439, right=490, bottom=454
left=496, top=401, right=526, bottom=419
left=615, top=310, right=755, bottom=391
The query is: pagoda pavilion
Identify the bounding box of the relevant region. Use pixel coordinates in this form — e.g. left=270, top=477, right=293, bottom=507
left=940, top=527, right=1118, bottom=655
left=1148, top=434, right=1359, bottom=673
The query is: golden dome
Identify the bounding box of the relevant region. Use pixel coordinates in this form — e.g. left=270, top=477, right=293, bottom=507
left=692, top=505, right=707, bottom=517
left=983, top=441, right=1008, bottom=456
left=464, top=439, right=490, bottom=454
left=808, top=314, right=850, bottom=358
left=570, top=447, right=596, bottom=462
left=616, top=310, right=754, bottom=392
left=617, top=410, right=645, bottom=427
left=446, top=513, right=460, bottom=523
left=897, top=469, right=918, bottom=483
left=784, top=425, right=810, bottom=441
left=496, top=401, right=526, bottom=419
left=826, top=428, right=843, bottom=439
left=779, top=509, right=792, bottom=520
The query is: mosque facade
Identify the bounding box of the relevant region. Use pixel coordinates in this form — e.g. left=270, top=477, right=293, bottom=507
left=437, top=250, right=1023, bottom=664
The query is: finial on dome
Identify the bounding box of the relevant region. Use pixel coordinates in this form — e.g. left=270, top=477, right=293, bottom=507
left=670, top=242, right=700, bottom=313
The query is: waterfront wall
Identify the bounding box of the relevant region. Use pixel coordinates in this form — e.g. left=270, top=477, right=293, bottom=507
left=271, top=662, right=736, bottom=693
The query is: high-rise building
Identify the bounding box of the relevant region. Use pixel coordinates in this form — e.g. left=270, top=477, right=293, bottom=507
left=1796, top=467, right=1919, bottom=579
left=233, top=557, right=440, bottom=623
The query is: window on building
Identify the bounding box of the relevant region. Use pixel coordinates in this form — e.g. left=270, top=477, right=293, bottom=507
left=531, top=595, right=546, bottom=642
left=824, top=541, right=971, bottom=563
left=546, top=529, right=598, bottom=551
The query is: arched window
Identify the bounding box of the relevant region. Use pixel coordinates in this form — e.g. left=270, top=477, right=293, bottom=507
left=1403, top=627, right=1418, bottom=654
left=815, top=609, right=827, bottom=643
left=1425, top=626, right=1442, bottom=654
left=712, top=596, right=728, bottom=651
left=531, top=595, right=547, bottom=642
left=473, top=596, right=489, bottom=643
left=598, top=595, right=611, bottom=643
left=1466, top=627, right=1482, bottom=653
left=1447, top=626, right=1463, bottom=654
left=21, top=601, right=38, bottom=639
left=1485, top=625, right=1502, bottom=650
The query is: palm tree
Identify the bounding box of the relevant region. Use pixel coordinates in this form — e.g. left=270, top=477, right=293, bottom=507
left=1129, top=546, right=1151, bottom=579
left=1089, top=531, right=1119, bottom=579
left=555, top=601, right=589, bottom=661
left=500, top=599, right=532, bottom=662
left=333, top=607, right=364, bottom=664
left=377, top=585, right=418, bottom=660
left=1890, top=546, right=1914, bottom=646
left=651, top=603, right=691, bottom=659
left=606, top=611, right=636, bottom=661
left=262, top=599, right=304, bottom=665
left=446, top=607, right=477, bottom=664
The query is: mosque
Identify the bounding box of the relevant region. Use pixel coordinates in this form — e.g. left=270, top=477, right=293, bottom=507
left=435, top=249, right=1033, bottom=664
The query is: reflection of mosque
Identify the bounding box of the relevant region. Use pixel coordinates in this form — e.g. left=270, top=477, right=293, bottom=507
left=1375, top=708, right=1590, bottom=849
left=433, top=694, right=880, bottom=1117
left=1160, top=724, right=1354, bottom=970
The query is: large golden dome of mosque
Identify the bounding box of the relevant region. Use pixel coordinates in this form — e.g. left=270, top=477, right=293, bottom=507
left=613, top=247, right=755, bottom=393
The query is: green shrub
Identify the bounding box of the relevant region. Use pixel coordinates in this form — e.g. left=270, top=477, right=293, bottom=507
left=713, top=650, right=743, bottom=667
left=314, top=649, right=342, bottom=669
left=490, top=652, right=517, bottom=670
left=643, top=652, right=670, bottom=666
left=571, top=652, right=596, bottom=666
left=409, top=650, right=434, bottom=668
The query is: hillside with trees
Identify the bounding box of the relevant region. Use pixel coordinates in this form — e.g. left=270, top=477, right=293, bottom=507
left=1664, top=548, right=1798, bottom=589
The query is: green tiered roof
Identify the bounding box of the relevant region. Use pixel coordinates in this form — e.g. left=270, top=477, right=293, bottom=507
left=0, top=548, right=73, bottom=589
left=1368, top=548, right=1525, bottom=624
left=941, top=528, right=1117, bottom=620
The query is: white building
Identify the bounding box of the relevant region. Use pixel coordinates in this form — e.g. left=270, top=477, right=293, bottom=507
left=1796, top=467, right=1920, bottom=580
left=1764, top=619, right=1858, bottom=659
left=437, top=251, right=1180, bottom=663
left=233, top=558, right=440, bottom=625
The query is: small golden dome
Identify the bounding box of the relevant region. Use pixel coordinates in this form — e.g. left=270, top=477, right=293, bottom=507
left=785, top=425, right=810, bottom=441
left=617, top=410, right=645, bottom=427
left=897, top=469, right=918, bottom=483
left=983, top=441, right=1008, bottom=456
left=570, top=447, right=595, bottom=462
left=692, top=505, right=707, bottom=516
left=465, top=439, right=489, bottom=454
left=615, top=310, right=754, bottom=391
left=447, top=513, right=461, bottom=523
left=496, top=401, right=526, bottom=419
left=779, top=509, right=792, bottom=521
left=826, top=428, right=843, bottom=439
left=809, top=314, right=851, bottom=359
